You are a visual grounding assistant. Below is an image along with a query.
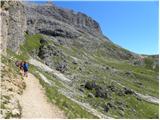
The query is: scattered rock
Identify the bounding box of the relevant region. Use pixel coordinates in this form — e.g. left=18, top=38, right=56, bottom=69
left=118, top=106, right=125, bottom=111
left=84, top=81, right=97, bottom=90
left=79, top=67, right=82, bottom=71
left=57, top=39, right=65, bottom=45
left=78, top=88, right=84, bottom=92
left=104, top=105, right=110, bottom=112
left=72, top=59, right=78, bottom=65
left=104, top=102, right=115, bottom=112
left=134, top=81, right=143, bottom=86
left=80, top=84, right=84, bottom=87
left=117, top=89, right=125, bottom=96
left=107, top=84, right=116, bottom=92
left=11, top=109, right=20, bottom=117
left=123, top=87, right=134, bottom=95
left=88, top=93, right=95, bottom=98
left=56, top=60, right=67, bottom=73
left=8, top=87, right=13, bottom=92
left=84, top=61, right=90, bottom=64
left=131, top=108, right=136, bottom=113
left=136, top=97, right=142, bottom=101
left=125, top=71, right=135, bottom=78
left=4, top=103, right=14, bottom=109
left=125, top=71, right=132, bottom=75
left=95, top=87, right=108, bottom=99
left=119, top=110, right=125, bottom=117
left=106, top=102, right=115, bottom=108
left=105, top=66, right=110, bottom=70
left=40, top=38, right=48, bottom=44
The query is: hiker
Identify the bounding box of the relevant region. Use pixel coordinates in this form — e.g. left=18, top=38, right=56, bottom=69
left=15, top=61, right=24, bottom=76
left=20, top=61, right=24, bottom=71
left=15, top=61, right=19, bottom=67
left=23, top=61, right=29, bottom=77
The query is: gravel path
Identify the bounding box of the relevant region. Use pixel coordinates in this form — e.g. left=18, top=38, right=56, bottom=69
left=18, top=73, right=66, bottom=118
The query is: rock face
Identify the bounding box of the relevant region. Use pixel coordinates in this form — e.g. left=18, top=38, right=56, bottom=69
left=24, top=2, right=139, bottom=61
left=0, top=2, right=9, bottom=55
left=25, top=2, right=102, bottom=36
left=0, top=62, right=26, bottom=119
left=0, top=1, right=27, bottom=54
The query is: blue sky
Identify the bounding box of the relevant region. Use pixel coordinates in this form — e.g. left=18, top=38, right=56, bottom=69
left=34, top=1, right=158, bottom=55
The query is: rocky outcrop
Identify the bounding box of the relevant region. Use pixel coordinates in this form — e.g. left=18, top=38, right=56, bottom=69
left=0, top=1, right=27, bottom=54
left=0, top=2, right=9, bottom=55
left=22, top=2, right=141, bottom=61
left=0, top=62, right=26, bottom=119
left=25, top=2, right=102, bottom=36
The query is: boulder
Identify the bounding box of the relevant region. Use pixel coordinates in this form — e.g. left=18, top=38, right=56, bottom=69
left=104, top=105, right=110, bottom=112
left=56, top=60, right=67, bottom=73
left=40, top=38, right=48, bottom=44
left=72, top=59, right=78, bottom=65
left=119, top=110, right=125, bottom=117
left=78, top=88, right=84, bottom=92
left=106, top=102, right=116, bottom=108
left=88, top=93, right=95, bottom=98
left=123, top=87, right=134, bottom=95
left=84, top=81, right=97, bottom=90
left=11, top=109, right=20, bottom=117
left=117, top=89, right=125, bottom=96
left=57, top=39, right=65, bottom=45
left=95, top=87, right=108, bottom=98
left=107, top=84, right=116, bottom=92
left=104, top=102, right=115, bottom=112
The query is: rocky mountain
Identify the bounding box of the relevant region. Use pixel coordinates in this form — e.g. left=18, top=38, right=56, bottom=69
left=1, top=1, right=159, bottom=119
left=25, top=2, right=102, bottom=35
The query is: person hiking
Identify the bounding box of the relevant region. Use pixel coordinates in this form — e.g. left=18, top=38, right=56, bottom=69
left=20, top=61, right=24, bottom=71
left=23, top=61, right=29, bottom=77
left=15, top=61, right=20, bottom=67
left=15, top=61, right=23, bottom=75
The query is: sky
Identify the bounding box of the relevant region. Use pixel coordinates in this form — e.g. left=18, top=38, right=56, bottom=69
left=34, top=0, right=158, bottom=55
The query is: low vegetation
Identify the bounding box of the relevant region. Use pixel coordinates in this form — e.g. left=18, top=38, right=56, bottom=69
left=4, top=33, right=158, bottom=119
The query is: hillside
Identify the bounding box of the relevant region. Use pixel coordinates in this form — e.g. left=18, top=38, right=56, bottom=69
left=0, top=1, right=159, bottom=119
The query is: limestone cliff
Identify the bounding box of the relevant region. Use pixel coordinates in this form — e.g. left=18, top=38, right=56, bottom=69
left=25, top=2, right=102, bottom=36
left=0, top=1, right=27, bottom=54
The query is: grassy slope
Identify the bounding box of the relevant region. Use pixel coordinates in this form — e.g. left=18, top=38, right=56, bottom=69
left=57, top=40, right=159, bottom=118
left=8, top=34, right=158, bottom=119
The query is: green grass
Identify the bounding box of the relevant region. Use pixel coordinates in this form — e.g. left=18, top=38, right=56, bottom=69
left=45, top=85, right=97, bottom=119
left=95, top=55, right=157, bottom=75
left=1, top=54, right=22, bottom=77
left=24, top=34, right=42, bottom=52
left=6, top=48, right=29, bottom=61
left=124, top=96, right=159, bottom=119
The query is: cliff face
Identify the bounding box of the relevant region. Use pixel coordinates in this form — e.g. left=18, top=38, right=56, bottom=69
left=25, top=3, right=102, bottom=36
left=0, top=1, right=27, bottom=54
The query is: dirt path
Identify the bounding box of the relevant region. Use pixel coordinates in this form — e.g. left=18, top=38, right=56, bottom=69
left=18, top=73, right=66, bottom=118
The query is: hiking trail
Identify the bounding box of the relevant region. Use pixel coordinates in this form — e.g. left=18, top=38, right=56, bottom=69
left=18, top=73, right=66, bottom=118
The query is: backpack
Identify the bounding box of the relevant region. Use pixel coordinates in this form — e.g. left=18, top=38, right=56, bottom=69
left=23, top=63, right=29, bottom=70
